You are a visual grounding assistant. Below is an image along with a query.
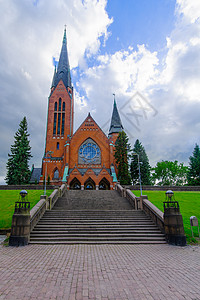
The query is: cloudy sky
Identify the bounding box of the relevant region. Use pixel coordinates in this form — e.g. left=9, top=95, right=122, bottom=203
left=1, top=0, right=200, bottom=184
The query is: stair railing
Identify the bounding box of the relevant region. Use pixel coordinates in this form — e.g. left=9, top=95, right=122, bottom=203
left=116, top=183, right=165, bottom=231
left=30, top=184, right=66, bottom=232
left=142, top=199, right=164, bottom=233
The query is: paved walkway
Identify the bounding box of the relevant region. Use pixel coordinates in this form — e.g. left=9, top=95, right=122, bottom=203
left=0, top=244, right=200, bottom=300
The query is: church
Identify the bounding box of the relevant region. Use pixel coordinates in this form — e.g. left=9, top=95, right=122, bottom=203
left=32, top=29, right=124, bottom=190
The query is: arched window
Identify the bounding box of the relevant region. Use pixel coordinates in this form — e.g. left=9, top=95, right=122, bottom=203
left=59, top=98, right=62, bottom=111
left=54, top=169, right=59, bottom=179
left=62, top=102, right=65, bottom=111
left=53, top=113, right=57, bottom=135
left=57, top=142, right=59, bottom=150
left=61, top=113, right=65, bottom=135
left=57, top=113, right=61, bottom=135
left=54, top=102, right=57, bottom=111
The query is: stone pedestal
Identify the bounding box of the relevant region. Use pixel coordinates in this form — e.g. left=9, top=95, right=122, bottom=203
left=163, top=201, right=186, bottom=246
left=9, top=202, right=30, bottom=246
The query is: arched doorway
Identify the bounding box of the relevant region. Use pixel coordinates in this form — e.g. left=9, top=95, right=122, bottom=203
left=69, top=178, right=81, bottom=190
left=84, top=178, right=96, bottom=190
left=99, top=178, right=110, bottom=190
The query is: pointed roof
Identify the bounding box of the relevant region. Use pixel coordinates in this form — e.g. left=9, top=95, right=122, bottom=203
left=109, top=97, right=123, bottom=135
left=53, top=28, right=72, bottom=89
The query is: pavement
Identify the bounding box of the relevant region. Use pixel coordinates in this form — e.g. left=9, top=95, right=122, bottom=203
left=0, top=244, right=200, bottom=300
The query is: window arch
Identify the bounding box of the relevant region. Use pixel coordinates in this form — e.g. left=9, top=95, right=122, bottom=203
left=62, top=102, right=65, bottom=111
left=53, top=169, right=59, bottom=179
left=54, top=102, right=57, bottom=111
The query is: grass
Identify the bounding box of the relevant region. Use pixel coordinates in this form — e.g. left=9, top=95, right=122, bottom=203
left=0, top=190, right=53, bottom=230
left=132, top=190, right=200, bottom=244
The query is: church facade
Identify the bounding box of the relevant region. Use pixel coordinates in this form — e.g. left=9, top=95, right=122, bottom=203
left=38, top=29, right=123, bottom=190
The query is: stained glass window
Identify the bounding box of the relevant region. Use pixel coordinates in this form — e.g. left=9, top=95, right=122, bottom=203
left=54, top=169, right=59, bottom=179
left=78, top=138, right=101, bottom=164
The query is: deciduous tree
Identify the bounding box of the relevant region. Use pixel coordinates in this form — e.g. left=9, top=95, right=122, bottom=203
left=152, top=160, right=188, bottom=186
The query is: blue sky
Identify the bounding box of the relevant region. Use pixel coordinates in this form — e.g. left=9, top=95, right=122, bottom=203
left=106, top=0, right=176, bottom=53
left=0, top=0, right=200, bottom=184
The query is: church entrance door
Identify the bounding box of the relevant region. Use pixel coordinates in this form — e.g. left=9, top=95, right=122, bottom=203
left=69, top=178, right=81, bottom=190
left=99, top=178, right=110, bottom=190
left=84, top=178, right=95, bottom=190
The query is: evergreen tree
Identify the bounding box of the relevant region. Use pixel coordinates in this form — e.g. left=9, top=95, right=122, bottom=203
left=187, top=144, right=200, bottom=185
left=5, top=117, right=32, bottom=185
left=130, top=139, right=151, bottom=185
left=114, top=131, right=131, bottom=185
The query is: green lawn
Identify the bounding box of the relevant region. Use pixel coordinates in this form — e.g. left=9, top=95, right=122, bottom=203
left=132, top=190, right=200, bottom=243
left=0, top=190, right=53, bottom=230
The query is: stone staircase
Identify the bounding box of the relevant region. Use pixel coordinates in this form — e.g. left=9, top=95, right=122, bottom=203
left=30, top=190, right=166, bottom=244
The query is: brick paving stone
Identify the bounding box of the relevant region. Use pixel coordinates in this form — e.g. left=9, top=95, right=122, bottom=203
left=0, top=244, right=200, bottom=299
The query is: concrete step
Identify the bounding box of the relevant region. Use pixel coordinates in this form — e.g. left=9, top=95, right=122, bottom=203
left=29, top=240, right=167, bottom=245
left=31, top=233, right=165, bottom=238
left=30, top=236, right=166, bottom=242
left=30, top=190, right=166, bottom=244
left=31, top=229, right=162, bottom=234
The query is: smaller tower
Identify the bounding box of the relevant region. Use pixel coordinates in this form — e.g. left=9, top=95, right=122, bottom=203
left=109, top=94, right=123, bottom=143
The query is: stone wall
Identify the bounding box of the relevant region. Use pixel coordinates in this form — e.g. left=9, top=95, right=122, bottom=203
left=0, top=185, right=55, bottom=190
left=123, top=185, right=200, bottom=191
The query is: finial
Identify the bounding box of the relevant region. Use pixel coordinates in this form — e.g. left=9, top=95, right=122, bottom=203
left=113, top=93, right=116, bottom=104
left=63, top=25, right=67, bottom=43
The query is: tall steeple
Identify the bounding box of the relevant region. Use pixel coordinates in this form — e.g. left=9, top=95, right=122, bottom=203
left=54, top=27, right=72, bottom=89
left=109, top=94, right=123, bottom=135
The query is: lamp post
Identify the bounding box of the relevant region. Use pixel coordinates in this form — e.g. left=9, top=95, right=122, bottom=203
left=132, top=152, right=142, bottom=196
left=44, top=151, right=53, bottom=195
left=163, top=190, right=186, bottom=246
left=9, top=190, right=30, bottom=246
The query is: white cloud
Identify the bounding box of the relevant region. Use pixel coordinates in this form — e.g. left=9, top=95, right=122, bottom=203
left=0, top=0, right=112, bottom=184
left=75, top=0, right=200, bottom=167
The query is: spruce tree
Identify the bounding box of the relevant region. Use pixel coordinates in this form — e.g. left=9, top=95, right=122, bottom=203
left=114, top=131, right=131, bottom=185
left=130, top=139, right=151, bottom=185
left=5, top=117, right=32, bottom=185
left=187, top=144, right=200, bottom=185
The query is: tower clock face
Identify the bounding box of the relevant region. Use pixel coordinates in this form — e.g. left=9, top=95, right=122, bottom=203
left=79, top=140, right=101, bottom=164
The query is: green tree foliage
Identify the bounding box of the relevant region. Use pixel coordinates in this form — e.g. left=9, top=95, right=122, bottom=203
left=152, top=160, right=188, bottom=186
left=114, top=131, right=131, bottom=185
left=130, top=139, right=151, bottom=185
left=187, top=144, right=200, bottom=185
left=5, top=117, right=32, bottom=185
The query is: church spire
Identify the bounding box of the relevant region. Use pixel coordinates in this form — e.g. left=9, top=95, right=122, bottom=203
left=109, top=94, right=123, bottom=135
left=54, top=27, right=72, bottom=89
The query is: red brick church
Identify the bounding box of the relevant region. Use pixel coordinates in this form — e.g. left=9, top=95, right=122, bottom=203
left=31, top=29, right=124, bottom=190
